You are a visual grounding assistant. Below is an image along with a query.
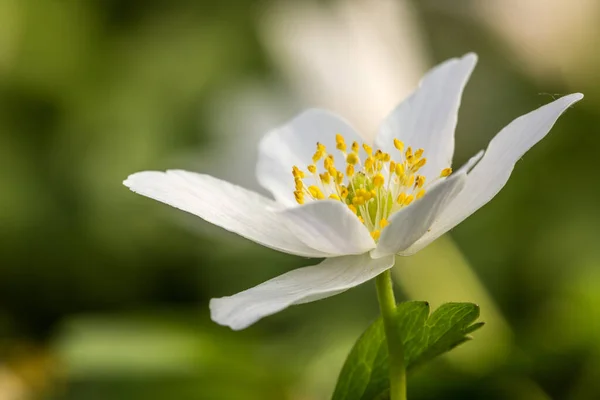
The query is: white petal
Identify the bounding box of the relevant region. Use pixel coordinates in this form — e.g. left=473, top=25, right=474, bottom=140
left=124, top=170, right=328, bottom=258
left=256, top=109, right=364, bottom=206
left=371, top=172, right=467, bottom=258
left=279, top=200, right=375, bottom=256
left=376, top=53, right=477, bottom=180
left=210, top=253, right=395, bottom=330
left=404, top=93, right=584, bottom=255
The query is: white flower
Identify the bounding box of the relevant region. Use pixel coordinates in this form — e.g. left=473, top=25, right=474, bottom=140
left=124, top=53, right=582, bottom=330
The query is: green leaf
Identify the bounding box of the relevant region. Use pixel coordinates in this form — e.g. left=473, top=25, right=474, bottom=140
left=331, top=301, right=483, bottom=400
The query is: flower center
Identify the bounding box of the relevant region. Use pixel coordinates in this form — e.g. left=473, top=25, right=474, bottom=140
left=291, top=135, right=452, bottom=240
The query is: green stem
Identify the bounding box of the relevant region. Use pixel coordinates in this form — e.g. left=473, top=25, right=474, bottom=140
left=375, top=269, right=407, bottom=400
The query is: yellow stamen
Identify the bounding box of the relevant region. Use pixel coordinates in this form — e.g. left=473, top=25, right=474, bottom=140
left=416, top=175, right=426, bottom=188
left=348, top=204, right=357, bottom=214
left=395, top=163, right=405, bottom=176
left=308, top=185, right=325, bottom=199
left=324, top=154, right=334, bottom=170
left=412, top=158, right=427, bottom=171
left=440, top=167, right=452, bottom=177
left=404, top=195, right=414, bottom=206
left=329, top=194, right=340, bottom=200
left=352, top=196, right=365, bottom=206
left=379, top=219, right=389, bottom=228
left=292, top=165, right=304, bottom=179
left=320, top=172, right=331, bottom=184
left=393, top=138, right=404, bottom=151
left=351, top=141, right=359, bottom=154
left=294, top=191, right=304, bottom=204
left=335, top=134, right=346, bottom=151
left=416, top=189, right=426, bottom=199
left=362, top=143, right=373, bottom=156
left=397, top=193, right=406, bottom=205
left=371, top=230, right=381, bottom=240
left=346, top=153, right=359, bottom=165
left=365, top=157, right=374, bottom=172
left=373, top=173, right=385, bottom=188
left=346, top=164, right=355, bottom=177
left=340, top=186, right=349, bottom=199
left=307, top=164, right=316, bottom=174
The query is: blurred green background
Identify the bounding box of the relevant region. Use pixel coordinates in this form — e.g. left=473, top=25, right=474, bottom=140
left=1, top=0, right=599, bottom=399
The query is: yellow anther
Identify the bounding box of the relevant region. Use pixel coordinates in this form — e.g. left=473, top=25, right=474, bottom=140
left=374, top=149, right=383, bottom=160
left=324, top=155, right=335, bottom=170
left=373, top=173, right=385, bottom=188
left=329, top=194, right=340, bottom=200
left=413, top=158, right=427, bottom=171
left=397, top=192, right=406, bottom=204
left=389, top=160, right=396, bottom=172
left=370, top=189, right=377, bottom=199
left=357, top=189, right=371, bottom=201
left=416, top=189, right=426, bottom=199
left=352, top=196, right=365, bottom=206
left=294, top=190, right=304, bottom=204
left=292, top=165, right=304, bottom=179
left=336, top=171, right=344, bottom=185
left=379, top=219, right=389, bottom=228
left=340, top=186, right=349, bottom=199
left=395, top=163, right=405, bottom=176
left=346, top=153, right=359, bottom=165
left=348, top=204, right=357, bottom=214
left=371, top=230, right=381, bottom=240
left=414, top=148, right=424, bottom=159
left=307, top=164, right=316, bottom=174
left=294, top=178, right=303, bottom=190
left=351, top=141, right=359, bottom=154
left=358, top=216, right=364, bottom=223
left=407, top=174, right=415, bottom=187
left=382, top=153, right=391, bottom=162
left=308, top=185, right=325, bottom=199
left=415, top=175, right=426, bottom=188
left=393, top=138, right=404, bottom=151
left=405, top=146, right=413, bottom=159
left=404, top=194, right=414, bottom=206
left=317, top=142, right=326, bottom=153
left=440, top=167, right=452, bottom=177
left=346, top=164, right=355, bottom=177
left=335, top=134, right=347, bottom=151
left=365, top=157, right=374, bottom=172
left=312, top=150, right=324, bottom=163
left=362, top=143, right=373, bottom=156
left=320, top=172, right=331, bottom=184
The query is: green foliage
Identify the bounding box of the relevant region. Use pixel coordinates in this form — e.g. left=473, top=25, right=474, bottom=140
left=332, top=302, right=483, bottom=400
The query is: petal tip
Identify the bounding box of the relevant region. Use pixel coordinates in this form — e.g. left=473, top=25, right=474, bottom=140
left=123, top=171, right=161, bottom=189
left=571, top=92, right=584, bottom=101
left=209, top=297, right=245, bottom=331
left=461, top=52, right=478, bottom=66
